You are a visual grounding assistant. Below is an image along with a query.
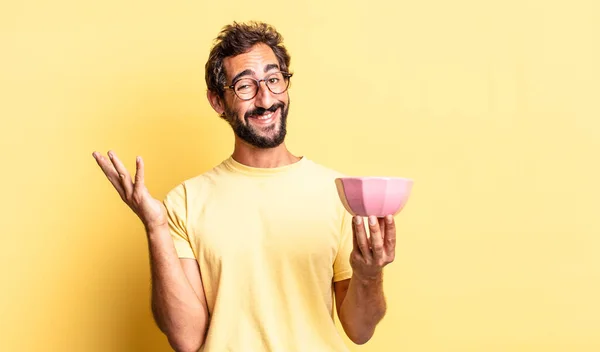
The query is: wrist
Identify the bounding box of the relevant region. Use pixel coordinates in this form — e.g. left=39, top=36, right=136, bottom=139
left=145, top=222, right=169, bottom=237
left=352, top=271, right=384, bottom=285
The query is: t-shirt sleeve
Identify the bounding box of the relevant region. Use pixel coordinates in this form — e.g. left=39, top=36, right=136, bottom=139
left=163, top=183, right=196, bottom=259
left=333, top=207, right=354, bottom=282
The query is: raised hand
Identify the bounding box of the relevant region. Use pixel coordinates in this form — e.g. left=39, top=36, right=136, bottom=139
left=92, top=150, right=168, bottom=232
left=350, top=215, right=396, bottom=281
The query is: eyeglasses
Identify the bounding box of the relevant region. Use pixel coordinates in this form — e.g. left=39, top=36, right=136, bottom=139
left=224, top=71, right=293, bottom=101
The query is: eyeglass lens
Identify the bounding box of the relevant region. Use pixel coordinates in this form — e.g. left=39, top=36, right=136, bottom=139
left=233, top=72, right=289, bottom=100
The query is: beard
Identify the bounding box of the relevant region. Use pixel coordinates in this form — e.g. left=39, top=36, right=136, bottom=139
left=222, top=99, right=289, bottom=149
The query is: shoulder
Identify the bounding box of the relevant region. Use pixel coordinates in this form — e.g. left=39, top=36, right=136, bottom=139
left=301, top=157, right=347, bottom=176
left=297, top=158, right=350, bottom=207
left=163, top=159, right=231, bottom=206
left=299, top=157, right=350, bottom=184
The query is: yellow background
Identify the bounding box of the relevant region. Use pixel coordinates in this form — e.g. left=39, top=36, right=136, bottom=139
left=2, top=0, right=599, bottom=351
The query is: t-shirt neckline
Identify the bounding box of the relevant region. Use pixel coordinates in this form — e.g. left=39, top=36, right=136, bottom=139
left=223, top=155, right=307, bottom=177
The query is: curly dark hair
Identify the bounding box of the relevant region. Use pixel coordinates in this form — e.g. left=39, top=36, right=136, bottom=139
left=205, top=21, right=292, bottom=98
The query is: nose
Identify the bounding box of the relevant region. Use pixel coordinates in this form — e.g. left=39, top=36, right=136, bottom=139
left=254, top=80, right=276, bottom=108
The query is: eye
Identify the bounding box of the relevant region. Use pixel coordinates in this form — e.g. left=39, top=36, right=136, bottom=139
left=268, top=77, right=280, bottom=84
left=235, top=79, right=255, bottom=92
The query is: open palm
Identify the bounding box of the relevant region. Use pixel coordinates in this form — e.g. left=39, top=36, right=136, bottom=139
left=92, top=150, right=167, bottom=231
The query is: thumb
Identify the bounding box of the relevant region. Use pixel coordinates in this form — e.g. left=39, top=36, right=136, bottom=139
left=134, top=156, right=145, bottom=186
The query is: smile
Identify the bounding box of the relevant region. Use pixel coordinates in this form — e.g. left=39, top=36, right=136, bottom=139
left=248, top=109, right=278, bottom=125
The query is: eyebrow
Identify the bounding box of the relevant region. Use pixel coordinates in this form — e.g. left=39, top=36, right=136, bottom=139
left=264, top=63, right=280, bottom=73
left=231, top=64, right=281, bottom=84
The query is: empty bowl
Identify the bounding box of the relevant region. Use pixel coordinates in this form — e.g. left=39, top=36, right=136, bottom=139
left=335, top=177, right=414, bottom=217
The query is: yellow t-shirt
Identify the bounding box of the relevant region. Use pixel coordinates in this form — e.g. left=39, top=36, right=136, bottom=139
left=163, top=155, right=354, bottom=352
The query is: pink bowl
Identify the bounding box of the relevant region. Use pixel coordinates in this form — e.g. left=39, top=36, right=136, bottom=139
left=335, top=177, right=414, bottom=217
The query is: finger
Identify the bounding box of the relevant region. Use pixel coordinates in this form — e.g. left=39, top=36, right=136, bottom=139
left=92, top=152, right=126, bottom=197
left=368, top=215, right=384, bottom=258
left=352, top=215, right=359, bottom=253
left=353, top=216, right=372, bottom=259
left=107, top=151, right=134, bottom=198
left=383, top=214, right=397, bottom=253
left=134, top=156, right=145, bottom=187
left=131, top=156, right=148, bottom=204
left=378, top=217, right=386, bottom=237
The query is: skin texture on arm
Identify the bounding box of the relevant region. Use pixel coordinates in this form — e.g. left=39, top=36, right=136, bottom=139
left=334, top=215, right=395, bottom=344
left=92, top=151, right=209, bottom=352
left=147, top=227, right=210, bottom=352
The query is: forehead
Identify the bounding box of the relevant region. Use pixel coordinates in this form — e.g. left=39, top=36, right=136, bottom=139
left=223, top=43, right=279, bottom=81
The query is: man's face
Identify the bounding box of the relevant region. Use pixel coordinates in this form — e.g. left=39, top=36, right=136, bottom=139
left=221, top=43, right=290, bottom=149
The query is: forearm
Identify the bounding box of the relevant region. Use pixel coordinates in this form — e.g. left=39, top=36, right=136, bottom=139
left=147, top=226, right=208, bottom=351
left=339, top=273, right=387, bottom=344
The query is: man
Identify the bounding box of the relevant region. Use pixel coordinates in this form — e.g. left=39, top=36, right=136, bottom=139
left=92, top=21, right=396, bottom=352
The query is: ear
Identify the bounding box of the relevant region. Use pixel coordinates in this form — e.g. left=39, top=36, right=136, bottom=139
left=207, top=90, right=226, bottom=116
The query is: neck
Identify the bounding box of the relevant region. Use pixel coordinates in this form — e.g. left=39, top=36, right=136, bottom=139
left=231, top=138, right=300, bottom=168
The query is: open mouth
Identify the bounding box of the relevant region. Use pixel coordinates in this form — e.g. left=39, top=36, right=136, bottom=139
left=248, top=108, right=279, bottom=126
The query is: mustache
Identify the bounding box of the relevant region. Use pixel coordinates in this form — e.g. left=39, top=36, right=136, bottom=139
left=245, top=102, right=285, bottom=118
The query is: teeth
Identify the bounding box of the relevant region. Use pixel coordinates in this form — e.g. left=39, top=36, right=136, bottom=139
left=256, top=112, right=273, bottom=120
